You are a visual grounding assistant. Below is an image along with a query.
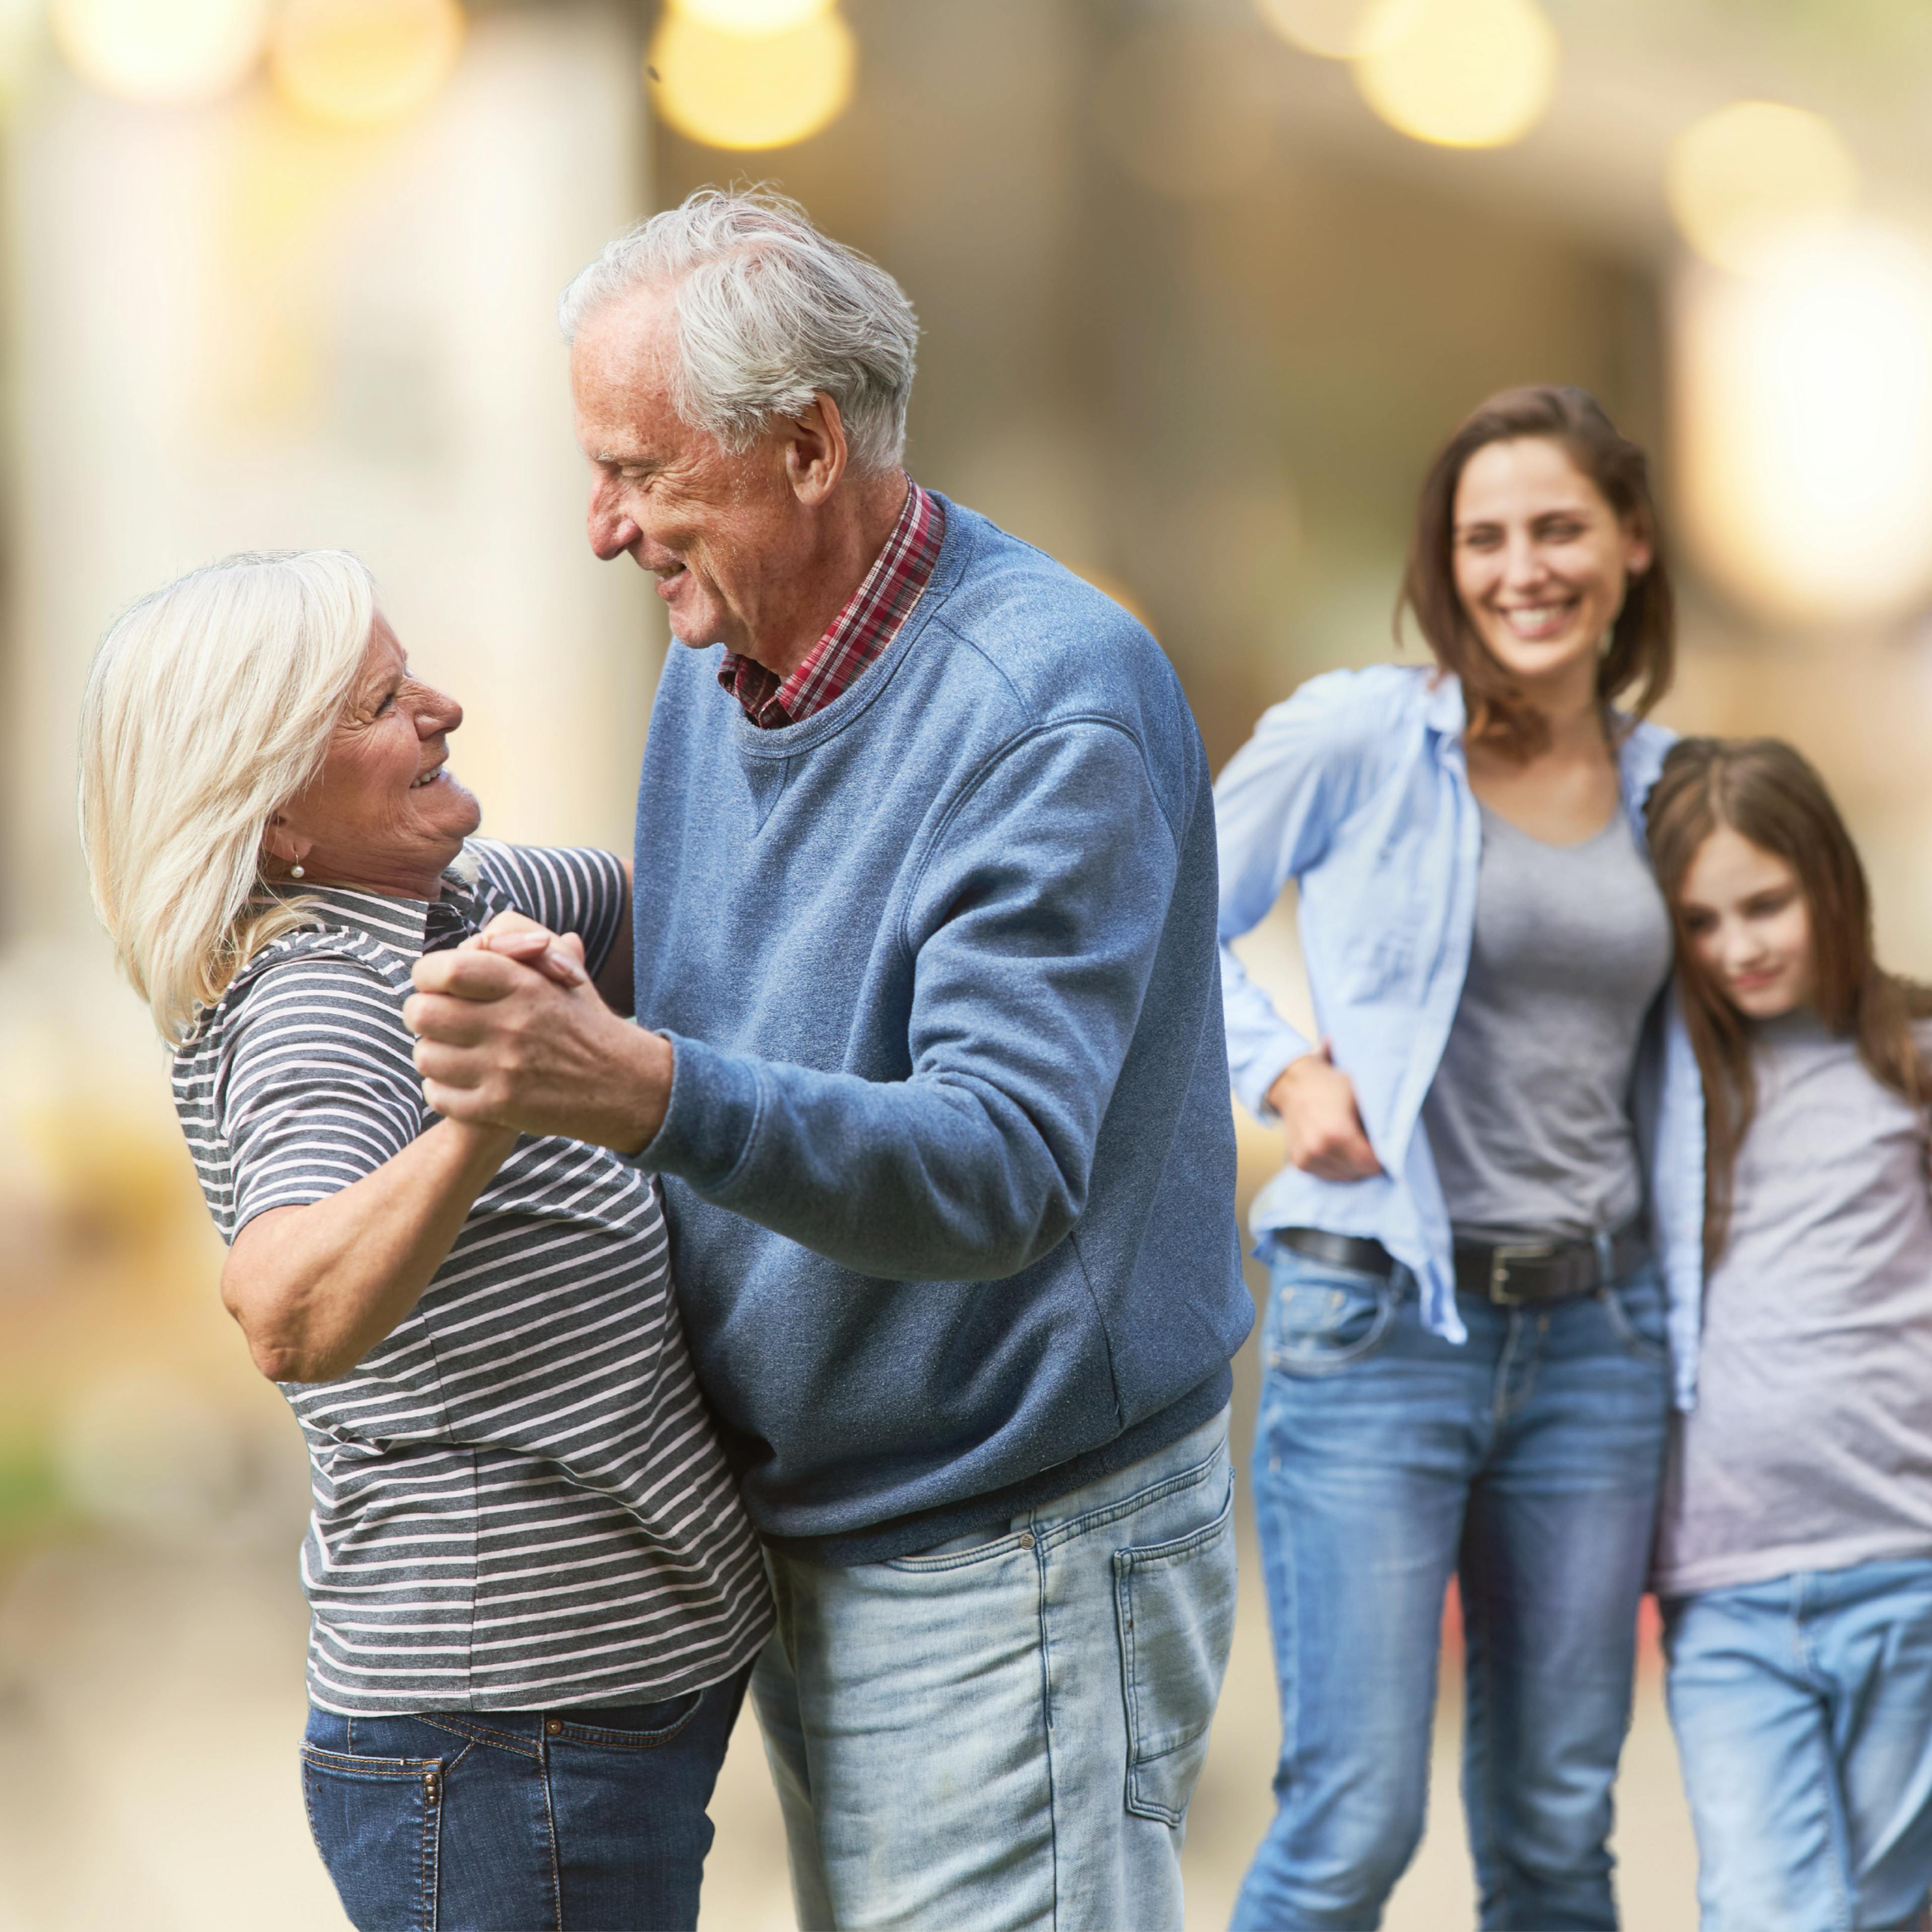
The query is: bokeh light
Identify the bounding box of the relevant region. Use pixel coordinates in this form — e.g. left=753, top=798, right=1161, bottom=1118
left=51, top=0, right=269, bottom=107
left=270, top=0, right=464, bottom=130
left=0, top=0, right=44, bottom=101
left=1667, top=101, right=1858, bottom=277
left=1254, top=0, right=1412, bottom=60
left=1092, top=24, right=1277, bottom=201
left=651, top=8, right=854, bottom=151
left=1353, top=0, right=1557, bottom=150
left=1676, top=218, right=1932, bottom=623
left=671, top=0, right=830, bottom=32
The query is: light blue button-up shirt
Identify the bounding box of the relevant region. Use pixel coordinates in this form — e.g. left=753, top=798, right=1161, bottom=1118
left=1215, top=663, right=1706, bottom=1409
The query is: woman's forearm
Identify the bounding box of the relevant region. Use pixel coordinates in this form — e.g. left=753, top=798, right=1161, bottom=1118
left=221, top=1119, right=518, bottom=1383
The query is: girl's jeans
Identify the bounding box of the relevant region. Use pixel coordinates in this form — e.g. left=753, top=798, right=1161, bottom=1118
left=1664, top=1558, right=1932, bottom=1932
left=1233, top=1248, right=1669, bottom=1931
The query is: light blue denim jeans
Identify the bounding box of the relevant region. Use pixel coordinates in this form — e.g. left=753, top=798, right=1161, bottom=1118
left=1234, top=1249, right=1670, bottom=1931
left=1663, top=1557, right=1932, bottom=1932
left=750, top=1405, right=1236, bottom=1931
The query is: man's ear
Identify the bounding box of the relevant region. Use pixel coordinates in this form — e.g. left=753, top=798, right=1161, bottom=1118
left=784, top=391, right=849, bottom=508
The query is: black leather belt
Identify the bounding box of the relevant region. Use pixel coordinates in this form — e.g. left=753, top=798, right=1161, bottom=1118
left=1277, top=1222, right=1649, bottom=1307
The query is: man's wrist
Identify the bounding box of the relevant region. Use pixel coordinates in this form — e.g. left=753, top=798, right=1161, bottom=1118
left=610, top=1022, right=674, bottom=1157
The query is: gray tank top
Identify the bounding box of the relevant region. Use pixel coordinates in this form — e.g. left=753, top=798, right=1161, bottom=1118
left=1421, top=800, right=1672, bottom=1243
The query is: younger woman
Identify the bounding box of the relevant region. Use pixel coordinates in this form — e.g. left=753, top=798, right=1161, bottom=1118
left=1217, top=385, right=1703, bottom=1930
left=1647, top=737, right=1932, bottom=1932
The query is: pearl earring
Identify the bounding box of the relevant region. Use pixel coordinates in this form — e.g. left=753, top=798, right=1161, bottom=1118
left=291, top=863, right=305, bottom=878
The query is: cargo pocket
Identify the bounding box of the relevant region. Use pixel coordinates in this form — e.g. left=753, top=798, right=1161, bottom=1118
left=300, top=1743, right=443, bottom=1932
left=1112, top=1478, right=1238, bottom=1826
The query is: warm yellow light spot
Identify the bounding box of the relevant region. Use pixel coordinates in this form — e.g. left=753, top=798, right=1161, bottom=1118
left=1667, top=102, right=1857, bottom=277
left=1353, top=0, right=1557, bottom=150
left=1253, top=0, right=1413, bottom=60
left=270, top=0, right=464, bottom=131
left=651, top=8, right=854, bottom=151
left=671, top=0, right=831, bottom=33
left=1676, top=219, right=1932, bottom=622
left=51, top=0, right=269, bottom=106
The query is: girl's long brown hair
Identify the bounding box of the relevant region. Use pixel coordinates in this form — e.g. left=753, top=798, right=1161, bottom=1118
left=1646, top=736, right=1932, bottom=1265
left=1400, top=384, right=1675, bottom=759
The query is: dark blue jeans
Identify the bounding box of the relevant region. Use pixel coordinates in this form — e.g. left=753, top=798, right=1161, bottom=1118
left=1232, top=1250, right=1670, bottom=1931
left=300, top=1664, right=751, bottom=1932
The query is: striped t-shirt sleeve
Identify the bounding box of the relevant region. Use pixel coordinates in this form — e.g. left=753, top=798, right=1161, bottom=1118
left=474, top=843, right=627, bottom=978
left=221, top=955, right=426, bottom=1233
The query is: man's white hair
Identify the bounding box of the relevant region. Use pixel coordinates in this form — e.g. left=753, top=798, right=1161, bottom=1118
left=77, top=550, right=376, bottom=1047
left=558, top=188, right=919, bottom=475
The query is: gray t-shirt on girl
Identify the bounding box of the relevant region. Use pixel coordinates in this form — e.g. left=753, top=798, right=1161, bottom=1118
left=1421, top=802, right=1673, bottom=1242
left=1653, top=1011, right=1932, bottom=1598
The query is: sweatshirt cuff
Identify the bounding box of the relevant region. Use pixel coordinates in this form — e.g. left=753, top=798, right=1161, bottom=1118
left=633, top=1030, right=762, bottom=1190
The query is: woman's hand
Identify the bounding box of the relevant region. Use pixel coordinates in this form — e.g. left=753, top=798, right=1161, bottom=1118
left=463, top=911, right=590, bottom=988
left=1266, top=1043, right=1383, bottom=1181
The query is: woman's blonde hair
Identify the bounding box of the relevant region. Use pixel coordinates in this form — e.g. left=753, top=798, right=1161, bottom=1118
left=78, top=550, right=376, bottom=1047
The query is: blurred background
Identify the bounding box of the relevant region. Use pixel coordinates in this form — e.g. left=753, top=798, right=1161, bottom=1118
left=4, top=0, right=1931, bottom=1924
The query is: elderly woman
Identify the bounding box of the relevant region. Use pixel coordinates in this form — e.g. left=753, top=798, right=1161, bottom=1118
left=77, top=549, right=771, bottom=1932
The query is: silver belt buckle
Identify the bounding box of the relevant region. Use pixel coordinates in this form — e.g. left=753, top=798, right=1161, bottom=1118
left=1488, top=1241, right=1557, bottom=1305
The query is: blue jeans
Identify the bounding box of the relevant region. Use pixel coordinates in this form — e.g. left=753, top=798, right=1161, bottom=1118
left=300, top=1664, right=750, bottom=1931
left=751, top=1404, right=1237, bottom=1931
left=1663, top=1558, right=1932, bottom=1931
left=1233, top=1251, right=1670, bottom=1931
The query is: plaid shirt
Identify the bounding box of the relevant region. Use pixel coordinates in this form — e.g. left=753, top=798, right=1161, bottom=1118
left=718, top=482, right=944, bottom=729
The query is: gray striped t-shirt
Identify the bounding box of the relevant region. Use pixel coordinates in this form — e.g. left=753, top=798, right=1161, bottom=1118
left=172, top=839, right=772, bottom=1715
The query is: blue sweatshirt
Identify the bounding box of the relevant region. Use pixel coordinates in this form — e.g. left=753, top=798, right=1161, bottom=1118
left=630, top=498, right=1252, bottom=1561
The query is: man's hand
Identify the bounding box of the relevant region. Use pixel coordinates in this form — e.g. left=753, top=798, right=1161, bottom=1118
left=1266, top=1043, right=1383, bottom=1182
left=406, top=917, right=672, bottom=1154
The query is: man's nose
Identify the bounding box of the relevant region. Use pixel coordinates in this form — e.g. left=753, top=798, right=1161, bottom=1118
left=588, top=482, right=640, bottom=562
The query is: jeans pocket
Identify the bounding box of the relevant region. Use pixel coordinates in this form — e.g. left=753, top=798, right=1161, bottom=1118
left=1599, top=1271, right=1669, bottom=1366
left=301, top=1742, right=443, bottom=1932
left=552, top=1687, right=705, bottom=1750
left=1265, top=1263, right=1395, bottom=1378
left=1112, top=1476, right=1238, bottom=1826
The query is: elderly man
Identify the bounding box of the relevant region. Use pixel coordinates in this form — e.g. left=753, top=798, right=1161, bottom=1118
left=407, top=189, right=1252, bottom=1930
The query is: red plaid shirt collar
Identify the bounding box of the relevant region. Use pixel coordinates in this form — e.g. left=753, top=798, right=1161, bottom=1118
left=718, top=482, right=944, bottom=730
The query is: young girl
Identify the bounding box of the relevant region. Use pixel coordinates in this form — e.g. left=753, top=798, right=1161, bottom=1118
left=1647, top=736, right=1932, bottom=1932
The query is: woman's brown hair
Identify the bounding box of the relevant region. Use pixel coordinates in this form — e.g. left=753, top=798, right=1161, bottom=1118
left=1400, top=384, right=1675, bottom=759
left=1646, top=736, right=1932, bottom=1265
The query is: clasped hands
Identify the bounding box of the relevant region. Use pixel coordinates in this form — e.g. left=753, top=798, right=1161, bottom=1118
left=404, top=912, right=671, bottom=1154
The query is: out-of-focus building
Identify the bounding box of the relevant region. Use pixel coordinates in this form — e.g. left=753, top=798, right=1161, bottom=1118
left=5, top=2, right=1932, bottom=1925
